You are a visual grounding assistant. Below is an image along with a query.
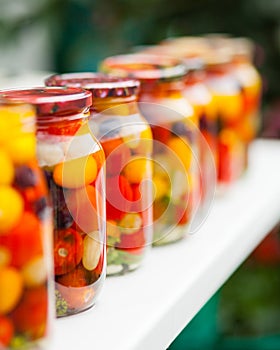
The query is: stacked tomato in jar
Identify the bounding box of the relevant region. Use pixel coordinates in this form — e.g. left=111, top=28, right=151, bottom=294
left=155, top=35, right=261, bottom=191
left=0, top=88, right=106, bottom=317
left=0, top=101, right=53, bottom=348
left=101, top=54, right=200, bottom=245
left=46, top=73, right=153, bottom=276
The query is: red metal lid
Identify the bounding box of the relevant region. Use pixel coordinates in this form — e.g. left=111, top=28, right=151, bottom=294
left=100, top=54, right=187, bottom=81
left=45, top=72, right=140, bottom=98
left=0, top=87, right=92, bottom=116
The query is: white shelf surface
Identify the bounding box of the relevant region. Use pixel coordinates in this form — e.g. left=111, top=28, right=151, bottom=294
left=51, top=139, right=280, bottom=350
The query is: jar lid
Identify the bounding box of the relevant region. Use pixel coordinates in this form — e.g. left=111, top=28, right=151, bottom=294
left=101, top=54, right=187, bottom=81
left=0, top=87, right=92, bottom=116
left=45, top=72, right=140, bottom=98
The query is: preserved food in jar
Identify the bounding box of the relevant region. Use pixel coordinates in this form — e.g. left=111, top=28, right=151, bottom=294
left=101, top=54, right=200, bottom=244
left=0, top=88, right=106, bottom=316
left=0, top=100, right=53, bottom=348
left=46, top=73, right=153, bottom=276
left=203, top=47, right=248, bottom=188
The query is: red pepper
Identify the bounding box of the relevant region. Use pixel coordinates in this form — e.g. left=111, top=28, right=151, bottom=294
left=47, top=120, right=83, bottom=136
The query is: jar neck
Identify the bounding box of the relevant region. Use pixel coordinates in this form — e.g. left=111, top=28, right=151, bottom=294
left=206, top=62, right=233, bottom=75
left=232, top=55, right=252, bottom=64
left=90, top=96, right=138, bottom=115
left=139, top=79, right=186, bottom=98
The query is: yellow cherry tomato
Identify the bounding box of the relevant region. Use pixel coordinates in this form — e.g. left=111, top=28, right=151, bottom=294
left=214, top=93, right=243, bottom=122
left=119, top=213, right=142, bottom=235
left=152, top=175, right=170, bottom=200
left=0, top=108, right=21, bottom=145
left=167, top=136, right=193, bottom=171
left=0, top=267, right=23, bottom=314
left=53, top=155, right=97, bottom=188
left=122, top=156, right=152, bottom=184
left=0, top=150, right=14, bottom=185
left=0, top=186, right=24, bottom=234
left=6, top=134, right=36, bottom=164
left=22, top=256, right=47, bottom=288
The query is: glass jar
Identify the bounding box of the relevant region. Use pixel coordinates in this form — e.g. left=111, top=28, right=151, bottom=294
left=0, top=100, right=53, bottom=348
left=101, top=54, right=200, bottom=245
left=0, top=88, right=106, bottom=316
left=203, top=52, right=246, bottom=190
left=136, top=45, right=217, bottom=210
left=204, top=36, right=262, bottom=169
left=182, top=58, right=217, bottom=205
left=46, top=73, right=153, bottom=276
left=227, top=38, right=262, bottom=154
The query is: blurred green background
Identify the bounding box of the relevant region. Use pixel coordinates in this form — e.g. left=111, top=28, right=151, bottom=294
left=1, top=1, right=280, bottom=349
left=1, top=0, right=280, bottom=136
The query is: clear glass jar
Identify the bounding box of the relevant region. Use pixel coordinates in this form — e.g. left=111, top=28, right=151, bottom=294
left=1, top=88, right=106, bottom=316
left=203, top=52, right=246, bottom=190
left=0, top=100, right=53, bottom=348
left=46, top=73, right=153, bottom=276
left=204, top=36, right=262, bottom=169
left=101, top=54, right=200, bottom=245
left=182, top=58, right=218, bottom=204
left=227, top=38, right=262, bottom=154
left=135, top=46, right=217, bottom=210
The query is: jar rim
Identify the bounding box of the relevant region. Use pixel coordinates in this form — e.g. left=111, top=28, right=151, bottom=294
left=101, top=53, right=188, bottom=81
left=45, top=72, right=140, bottom=98
left=0, top=87, right=92, bottom=115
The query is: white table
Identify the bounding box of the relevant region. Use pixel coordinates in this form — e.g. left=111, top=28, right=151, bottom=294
left=50, top=139, right=280, bottom=350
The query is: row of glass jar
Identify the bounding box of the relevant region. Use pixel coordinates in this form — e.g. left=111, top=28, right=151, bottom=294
left=0, top=34, right=261, bottom=349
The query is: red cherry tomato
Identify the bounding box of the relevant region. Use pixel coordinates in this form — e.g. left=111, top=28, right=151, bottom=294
left=152, top=125, right=171, bottom=144
left=106, top=175, right=133, bottom=220
left=94, top=250, right=105, bottom=276
left=102, top=139, right=131, bottom=177
left=0, top=212, right=43, bottom=268
left=218, top=141, right=232, bottom=183
left=0, top=315, right=14, bottom=347
left=56, top=264, right=87, bottom=288
left=11, top=286, right=48, bottom=339
left=175, top=205, right=189, bottom=226
left=54, top=228, right=83, bottom=276
left=116, top=230, right=146, bottom=254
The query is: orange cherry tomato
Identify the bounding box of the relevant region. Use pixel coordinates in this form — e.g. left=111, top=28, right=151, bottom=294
left=0, top=315, right=14, bottom=347
left=54, top=228, right=83, bottom=276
